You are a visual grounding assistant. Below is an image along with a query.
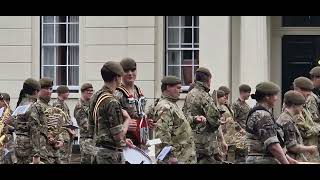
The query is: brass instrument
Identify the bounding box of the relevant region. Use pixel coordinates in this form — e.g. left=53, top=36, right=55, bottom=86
left=0, top=100, right=12, bottom=150
left=44, top=107, right=67, bottom=147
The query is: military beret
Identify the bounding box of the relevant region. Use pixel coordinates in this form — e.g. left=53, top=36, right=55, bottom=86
left=284, top=90, right=306, bottom=106
left=218, top=86, right=231, bottom=94
left=81, top=83, right=93, bottom=92
left=56, top=85, right=69, bottom=94
left=102, top=61, right=124, bottom=76
left=255, top=81, right=280, bottom=95
left=39, top=77, right=53, bottom=89
left=239, top=84, right=251, bottom=92
left=196, top=67, right=212, bottom=77
left=216, top=90, right=226, bottom=98
left=120, top=57, right=136, bottom=71
left=310, top=66, right=320, bottom=77
left=293, top=77, right=314, bottom=91
left=0, top=93, right=9, bottom=101
left=161, top=76, right=181, bottom=85
left=24, top=78, right=40, bottom=91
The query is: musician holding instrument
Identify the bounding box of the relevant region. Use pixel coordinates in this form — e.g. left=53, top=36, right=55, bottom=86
left=114, top=57, right=155, bottom=150
left=88, top=61, right=133, bottom=164
left=153, top=76, right=196, bottom=164
left=28, top=78, right=64, bottom=164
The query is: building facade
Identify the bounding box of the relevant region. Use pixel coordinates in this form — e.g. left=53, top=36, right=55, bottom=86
left=0, top=16, right=320, bottom=117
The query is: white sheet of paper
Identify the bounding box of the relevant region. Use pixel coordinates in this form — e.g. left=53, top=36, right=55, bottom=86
left=146, top=138, right=162, bottom=146
left=12, top=104, right=31, bottom=116
left=156, top=145, right=172, bottom=161
left=0, top=107, right=4, bottom=117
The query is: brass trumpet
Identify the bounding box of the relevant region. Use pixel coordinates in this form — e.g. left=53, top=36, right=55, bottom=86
left=0, top=100, right=11, bottom=150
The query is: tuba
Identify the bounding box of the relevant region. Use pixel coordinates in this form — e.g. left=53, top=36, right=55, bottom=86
left=0, top=101, right=12, bottom=150
left=44, top=107, right=68, bottom=147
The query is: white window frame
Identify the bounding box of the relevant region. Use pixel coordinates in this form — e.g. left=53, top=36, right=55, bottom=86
left=166, top=16, right=199, bottom=92
left=41, top=16, right=80, bottom=91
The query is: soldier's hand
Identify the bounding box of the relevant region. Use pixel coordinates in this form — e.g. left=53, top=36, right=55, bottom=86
left=219, top=117, right=227, bottom=124
left=125, top=138, right=135, bottom=148
left=147, top=119, right=156, bottom=129
left=84, top=122, right=89, bottom=130
left=32, top=156, right=41, bottom=164
left=168, top=157, right=178, bottom=164
left=309, top=145, right=318, bottom=154
left=122, top=109, right=130, bottom=119
left=55, top=140, right=64, bottom=148
left=3, top=116, right=13, bottom=126
left=221, top=141, right=228, bottom=154
left=240, top=128, right=246, bottom=135
left=128, top=119, right=137, bottom=132
left=195, top=116, right=206, bottom=123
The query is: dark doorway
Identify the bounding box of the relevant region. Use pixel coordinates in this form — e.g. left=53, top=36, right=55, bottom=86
left=282, top=35, right=320, bottom=97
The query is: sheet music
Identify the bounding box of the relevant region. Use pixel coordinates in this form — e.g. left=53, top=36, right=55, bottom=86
left=0, top=107, right=4, bottom=117
left=156, top=145, right=172, bottom=161
left=12, top=103, right=31, bottom=116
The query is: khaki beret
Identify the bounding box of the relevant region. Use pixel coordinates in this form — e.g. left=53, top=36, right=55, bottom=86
left=218, top=86, right=231, bottom=94
left=102, top=61, right=124, bottom=76
left=161, top=76, right=181, bottom=85
left=24, top=78, right=40, bottom=91
left=284, top=90, right=306, bottom=106
left=310, top=66, right=320, bottom=77
left=39, top=77, right=53, bottom=89
left=120, top=57, right=136, bottom=71
left=196, top=67, right=212, bottom=77
left=239, top=84, right=251, bottom=92
left=293, top=77, right=314, bottom=91
left=56, top=85, right=69, bottom=94
left=216, top=90, right=226, bottom=98
left=256, top=81, right=280, bottom=95
left=81, top=83, right=93, bottom=92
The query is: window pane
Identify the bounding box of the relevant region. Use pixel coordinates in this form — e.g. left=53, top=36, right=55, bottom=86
left=68, top=24, right=79, bottom=43
left=69, top=16, right=79, bottom=23
left=194, top=50, right=199, bottom=65
left=194, top=16, right=199, bottom=27
left=43, top=24, right=54, bottom=43
left=55, top=24, right=66, bottom=43
left=168, top=16, right=179, bottom=27
left=168, top=66, right=180, bottom=78
left=43, top=66, right=54, bottom=81
left=43, top=46, right=54, bottom=65
left=56, top=46, right=67, bottom=65
left=182, top=50, right=192, bottom=65
left=194, top=28, right=199, bottom=44
left=56, top=16, right=67, bottom=23
left=43, top=16, right=54, bottom=23
left=56, top=66, right=67, bottom=85
left=181, top=16, right=192, bottom=27
left=181, top=66, right=193, bottom=86
left=168, top=28, right=179, bottom=44
left=181, top=28, right=192, bottom=44
left=68, top=46, right=79, bottom=65
left=68, top=66, right=79, bottom=86
left=168, top=50, right=180, bottom=65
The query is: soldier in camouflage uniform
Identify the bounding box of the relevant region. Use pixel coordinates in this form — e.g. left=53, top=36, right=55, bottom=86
left=153, top=76, right=196, bottom=164
left=277, top=90, right=318, bottom=162
left=13, top=78, right=40, bottom=164
left=88, top=61, right=133, bottom=164
left=231, top=84, right=251, bottom=129
left=74, top=83, right=94, bottom=164
left=114, top=58, right=155, bottom=149
left=216, top=90, right=246, bottom=163
left=307, top=66, right=320, bottom=123
left=28, top=78, right=64, bottom=164
left=52, top=85, right=75, bottom=164
left=292, top=77, right=320, bottom=162
left=246, top=81, right=298, bottom=164
left=183, top=67, right=222, bottom=164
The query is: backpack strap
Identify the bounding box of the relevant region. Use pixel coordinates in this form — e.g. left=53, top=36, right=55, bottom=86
left=93, top=92, right=113, bottom=136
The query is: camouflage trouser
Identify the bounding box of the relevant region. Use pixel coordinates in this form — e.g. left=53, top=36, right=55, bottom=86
left=246, top=155, right=279, bottom=164
left=94, top=147, right=124, bottom=164
left=303, top=136, right=320, bottom=162
left=80, top=138, right=95, bottom=164
left=227, top=145, right=247, bottom=164
left=60, top=131, right=72, bottom=164
left=15, top=135, right=32, bottom=164
left=197, top=153, right=221, bottom=164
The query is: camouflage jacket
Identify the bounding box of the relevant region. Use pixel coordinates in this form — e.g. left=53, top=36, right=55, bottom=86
left=306, top=92, right=320, bottom=123
left=231, top=98, right=251, bottom=129
left=74, top=98, right=90, bottom=138
left=52, top=98, right=71, bottom=124
left=246, top=104, right=285, bottom=156
left=182, top=81, right=221, bottom=156
left=276, top=109, right=307, bottom=161
left=154, top=94, right=196, bottom=164
left=114, top=83, right=146, bottom=146
left=88, top=85, right=126, bottom=149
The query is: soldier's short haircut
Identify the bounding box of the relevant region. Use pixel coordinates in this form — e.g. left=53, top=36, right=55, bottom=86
left=101, top=65, right=119, bottom=82
left=195, top=71, right=211, bottom=83
left=161, top=83, right=176, bottom=92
